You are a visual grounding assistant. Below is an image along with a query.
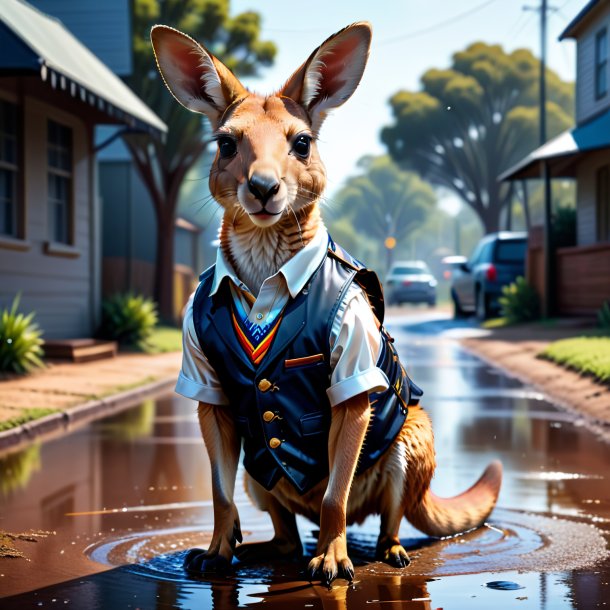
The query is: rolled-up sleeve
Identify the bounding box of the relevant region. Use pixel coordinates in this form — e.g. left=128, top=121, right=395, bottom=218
left=174, top=295, right=229, bottom=405
left=326, top=285, right=389, bottom=407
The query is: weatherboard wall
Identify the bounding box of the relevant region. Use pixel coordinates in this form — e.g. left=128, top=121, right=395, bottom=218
left=575, top=2, right=610, bottom=125
left=0, top=81, right=95, bottom=339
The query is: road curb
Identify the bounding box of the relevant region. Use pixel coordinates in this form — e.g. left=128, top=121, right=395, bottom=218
left=0, top=377, right=176, bottom=454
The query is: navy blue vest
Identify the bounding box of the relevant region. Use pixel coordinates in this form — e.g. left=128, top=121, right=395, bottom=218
left=191, top=240, right=422, bottom=494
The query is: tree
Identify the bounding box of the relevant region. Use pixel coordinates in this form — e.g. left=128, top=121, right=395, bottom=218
left=124, top=0, right=276, bottom=321
left=329, top=156, right=436, bottom=270
left=381, top=43, right=574, bottom=234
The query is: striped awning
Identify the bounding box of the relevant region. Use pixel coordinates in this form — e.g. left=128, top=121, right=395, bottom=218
left=0, top=0, right=166, bottom=137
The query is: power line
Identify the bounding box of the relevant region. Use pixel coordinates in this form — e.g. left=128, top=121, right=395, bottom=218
left=377, top=0, right=502, bottom=46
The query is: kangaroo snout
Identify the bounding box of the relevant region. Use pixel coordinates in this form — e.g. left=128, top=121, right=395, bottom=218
left=248, top=173, right=281, bottom=205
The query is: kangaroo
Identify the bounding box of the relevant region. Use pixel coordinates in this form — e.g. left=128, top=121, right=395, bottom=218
left=151, top=21, right=502, bottom=586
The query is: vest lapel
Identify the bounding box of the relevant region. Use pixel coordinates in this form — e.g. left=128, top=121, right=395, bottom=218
left=207, top=282, right=256, bottom=373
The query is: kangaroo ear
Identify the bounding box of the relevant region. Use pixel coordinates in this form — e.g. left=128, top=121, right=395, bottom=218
left=151, top=25, right=246, bottom=128
left=280, top=22, right=372, bottom=134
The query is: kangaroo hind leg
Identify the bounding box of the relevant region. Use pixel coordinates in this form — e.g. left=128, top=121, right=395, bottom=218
left=235, top=473, right=303, bottom=562
left=375, top=442, right=411, bottom=568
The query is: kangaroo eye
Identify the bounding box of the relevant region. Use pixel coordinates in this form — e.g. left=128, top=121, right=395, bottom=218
left=217, top=136, right=237, bottom=159
left=292, top=134, right=311, bottom=159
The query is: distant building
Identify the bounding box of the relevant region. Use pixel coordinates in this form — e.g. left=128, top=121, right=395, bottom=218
left=26, top=0, right=212, bottom=321
left=0, top=0, right=166, bottom=338
left=501, top=0, right=610, bottom=315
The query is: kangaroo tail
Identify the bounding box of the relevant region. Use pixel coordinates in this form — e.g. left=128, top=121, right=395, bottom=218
left=407, top=460, right=503, bottom=537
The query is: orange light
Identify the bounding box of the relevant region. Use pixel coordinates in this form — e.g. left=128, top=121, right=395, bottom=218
left=384, top=236, right=397, bottom=249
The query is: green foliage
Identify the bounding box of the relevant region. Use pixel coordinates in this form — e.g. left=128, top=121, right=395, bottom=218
left=99, top=294, right=159, bottom=346
left=498, top=276, right=540, bottom=323
left=540, top=337, right=610, bottom=383
left=0, top=295, right=44, bottom=375
left=551, top=205, right=576, bottom=249
left=382, top=42, right=574, bottom=233
left=598, top=301, right=610, bottom=332
left=328, top=156, right=436, bottom=270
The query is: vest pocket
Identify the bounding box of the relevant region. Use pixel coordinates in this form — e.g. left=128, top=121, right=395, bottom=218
left=299, top=412, right=327, bottom=436
left=285, top=353, right=325, bottom=369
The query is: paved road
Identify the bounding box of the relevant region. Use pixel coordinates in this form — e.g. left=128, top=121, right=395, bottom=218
left=1, top=309, right=608, bottom=609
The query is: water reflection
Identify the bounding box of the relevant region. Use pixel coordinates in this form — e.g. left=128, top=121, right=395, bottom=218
left=0, top=443, right=41, bottom=496
left=0, top=316, right=609, bottom=608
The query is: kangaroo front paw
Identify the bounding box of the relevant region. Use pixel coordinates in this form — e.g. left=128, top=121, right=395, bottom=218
left=184, top=547, right=232, bottom=573
left=308, top=537, right=354, bottom=586
left=375, top=537, right=411, bottom=568
left=185, top=510, right=242, bottom=574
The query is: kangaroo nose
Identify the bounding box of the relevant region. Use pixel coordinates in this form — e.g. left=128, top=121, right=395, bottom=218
left=248, top=174, right=280, bottom=205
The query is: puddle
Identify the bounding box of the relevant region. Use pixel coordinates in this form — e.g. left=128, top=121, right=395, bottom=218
left=1, top=314, right=609, bottom=608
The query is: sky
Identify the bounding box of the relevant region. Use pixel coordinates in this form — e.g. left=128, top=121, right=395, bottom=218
left=232, top=0, right=580, bottom=206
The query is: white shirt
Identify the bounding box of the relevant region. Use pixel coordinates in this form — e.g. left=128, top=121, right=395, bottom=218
left=175, top=227, right=389, bottom=407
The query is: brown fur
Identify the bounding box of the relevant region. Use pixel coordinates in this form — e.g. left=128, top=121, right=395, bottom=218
left=151, top=22, right=502, bottom=583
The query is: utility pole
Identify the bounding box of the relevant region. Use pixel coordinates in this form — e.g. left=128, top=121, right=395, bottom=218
left=524, top=0, right=555, bottom=318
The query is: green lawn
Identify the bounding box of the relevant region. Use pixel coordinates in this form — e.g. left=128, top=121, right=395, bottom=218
left=539, top=336, right=610, bottom=384
left=140, top=325, right=183, bottom=354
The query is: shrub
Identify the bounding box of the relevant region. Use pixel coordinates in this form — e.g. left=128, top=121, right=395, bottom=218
left=598, top=300, right=610, bottom=332
left=498, top=276, right=540, bottom=323
left=99, top=293, right=158, bottom=346
left=0, top=295, right=44, bottom=374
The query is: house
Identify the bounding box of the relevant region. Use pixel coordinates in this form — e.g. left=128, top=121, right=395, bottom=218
left=0, top=0, right=166, bottom=339
left=501, top=0, right=610, bottom=315
left=24, top=0, right=213, bottom=321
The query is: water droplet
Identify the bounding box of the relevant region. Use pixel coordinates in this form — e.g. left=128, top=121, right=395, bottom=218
left=485, top=581, right=524, bottom=591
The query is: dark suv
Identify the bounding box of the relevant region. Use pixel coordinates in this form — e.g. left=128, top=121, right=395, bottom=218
left=450, top=232, right=527, bottom=319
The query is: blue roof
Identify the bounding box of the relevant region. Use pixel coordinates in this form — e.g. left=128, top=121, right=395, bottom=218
left=499, top=108, right=610, bottom=181
left=559, top=0, right=603, bottom=40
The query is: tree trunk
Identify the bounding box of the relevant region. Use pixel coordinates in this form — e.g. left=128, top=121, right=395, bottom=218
left=155, top=209, right=176, bottom=324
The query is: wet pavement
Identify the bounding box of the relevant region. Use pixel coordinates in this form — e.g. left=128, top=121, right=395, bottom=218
left=1, top=310, right=609, bottom=609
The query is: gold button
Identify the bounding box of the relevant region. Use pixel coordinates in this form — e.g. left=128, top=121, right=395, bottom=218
left=269, top=437, right=281, bottom=449
left=263, top=411, right=275, bottom=423
left=258, top=379, right=272, bottom=392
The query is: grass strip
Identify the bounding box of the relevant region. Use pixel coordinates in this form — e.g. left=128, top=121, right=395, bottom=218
left=0, top=408, right=58, bottom=432
left=539, top=336, right=610, bottom=384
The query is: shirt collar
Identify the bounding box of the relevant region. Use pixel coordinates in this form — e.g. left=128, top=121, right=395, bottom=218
left=209, top=226, right=329, bottom=299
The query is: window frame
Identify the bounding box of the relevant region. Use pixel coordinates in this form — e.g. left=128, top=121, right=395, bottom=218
left=46, top=118, right=74, bottom=247
left=595, top=28, right=608, bottom=101
left=0, top=98, right=25, bottom=244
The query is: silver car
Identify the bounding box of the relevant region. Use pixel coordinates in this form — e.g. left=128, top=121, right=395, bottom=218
left=385, top=261, right=437, bottom=306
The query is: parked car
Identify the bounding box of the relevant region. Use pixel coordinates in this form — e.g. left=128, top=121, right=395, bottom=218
left=385, top=261, right=437, bottom=306
left=450, top=232, right=527, bottom=319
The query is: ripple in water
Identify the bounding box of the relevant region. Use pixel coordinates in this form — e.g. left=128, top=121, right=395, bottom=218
left=86, top=508, right=609, bottom=583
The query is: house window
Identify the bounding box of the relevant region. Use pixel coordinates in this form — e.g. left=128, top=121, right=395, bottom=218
left=595, top=28, right=608, bottom=100
left=597, top=165, right=610, bottom=242
left=47, top=120, right=73, bottom=244
left=0, top=100, right=19, bottom=237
